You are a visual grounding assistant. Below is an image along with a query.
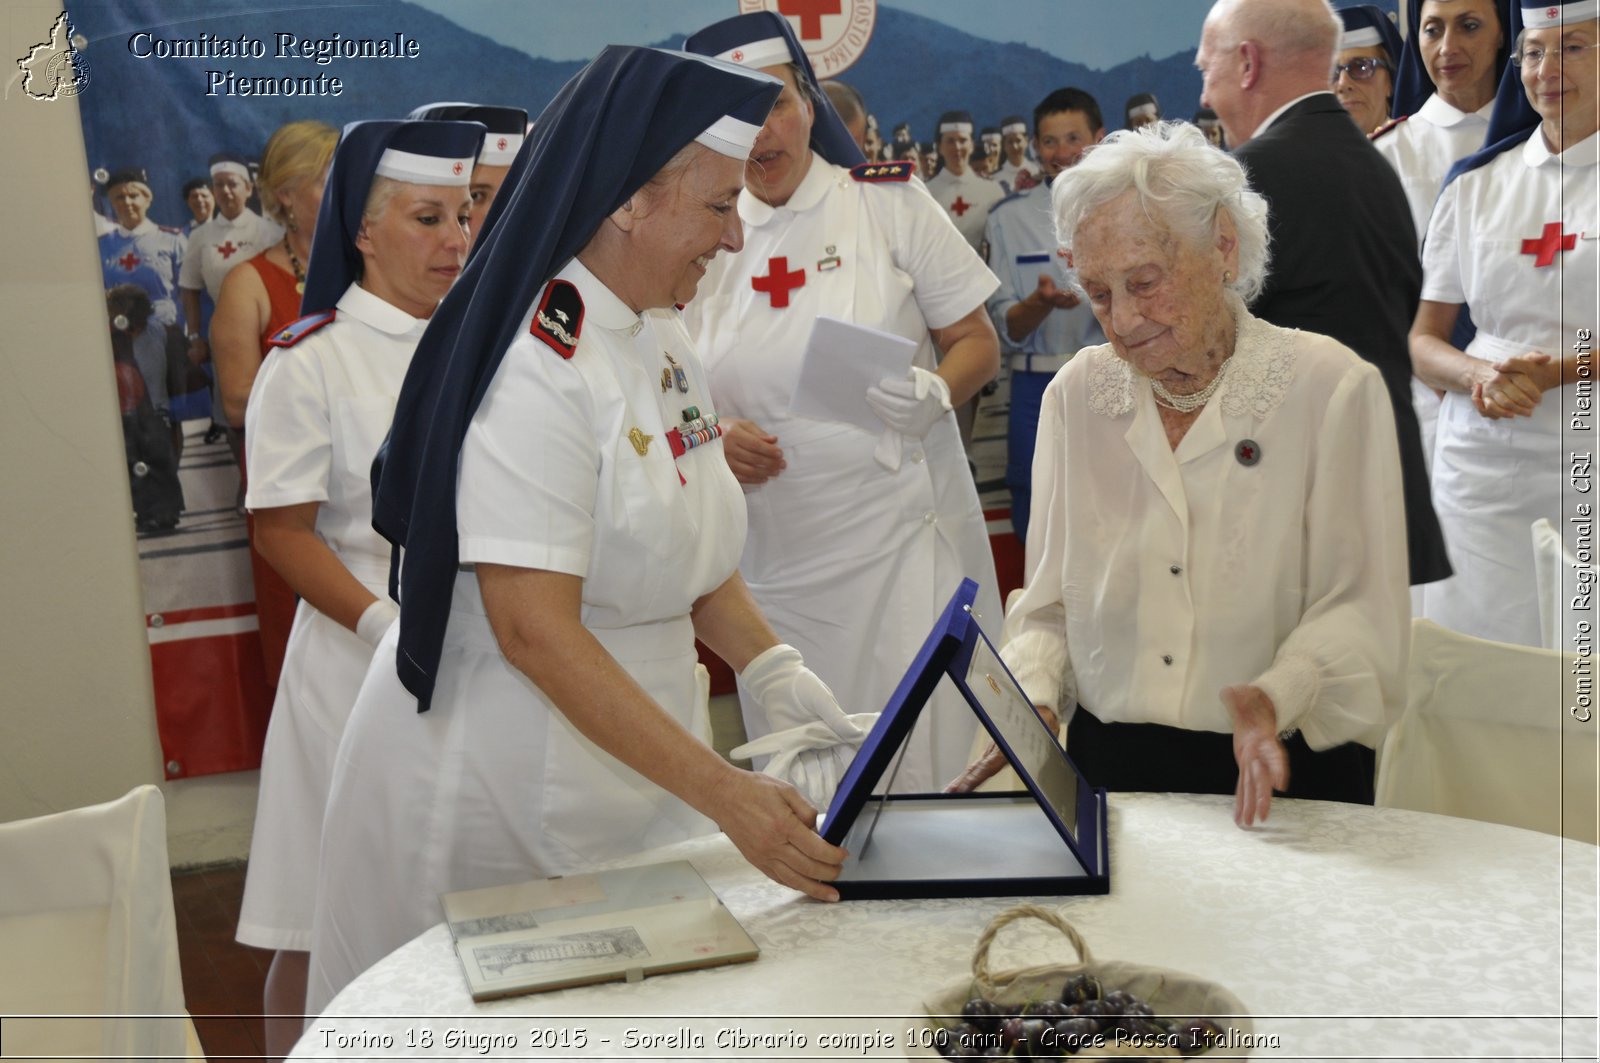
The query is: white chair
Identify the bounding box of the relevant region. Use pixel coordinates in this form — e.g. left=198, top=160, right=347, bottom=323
left=1532, top=516, right=1594, bottom=652
left=0, top=784, right=203, bottom=1061
left=1377, top=619, right=1598, bottom=843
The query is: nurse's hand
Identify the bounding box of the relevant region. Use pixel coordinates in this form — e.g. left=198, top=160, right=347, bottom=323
left=721, top=418, right=785, bottom=484
left=710, top=769, right=846, bottom=901
left=731, top=712, right=877, bottom=809
left=1471, top=353, right=1548, bottom=419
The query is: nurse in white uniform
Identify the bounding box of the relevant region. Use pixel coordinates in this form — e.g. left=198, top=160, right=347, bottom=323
left=1380, top=0, right=1511, bottom=476
left=234, top=117, right=484, bottom=1058
left=1376, top=0, right=1509, bottom=240
left=683, top=12, right=1004, bottom=794
left=308, top=47, right=857, bottom=1019
left=1410, top=0, right=1599, bottom=647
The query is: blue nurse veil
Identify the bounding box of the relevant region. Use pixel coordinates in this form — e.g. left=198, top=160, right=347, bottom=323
left=300, top=119, right=485, bottom=317
left=370, top=47, right=781, bottom=710
left=683, top=11, right=866, bottom=168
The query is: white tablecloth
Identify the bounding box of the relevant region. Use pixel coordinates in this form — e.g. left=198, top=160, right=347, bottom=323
left=291, top=793, right=1597, bottom=1060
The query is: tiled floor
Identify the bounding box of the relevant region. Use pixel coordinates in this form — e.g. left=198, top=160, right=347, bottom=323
left=172, top=862, right=268, bottom=1059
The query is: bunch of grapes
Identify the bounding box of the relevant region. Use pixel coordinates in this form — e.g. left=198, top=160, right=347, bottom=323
left=933, top=973, right=1227, bottom=1059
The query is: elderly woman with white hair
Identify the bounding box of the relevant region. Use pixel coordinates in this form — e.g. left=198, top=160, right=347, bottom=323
left=951, top=122, right=1410, bottom=826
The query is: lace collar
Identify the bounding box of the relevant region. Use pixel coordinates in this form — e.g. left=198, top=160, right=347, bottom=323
left=1085, top=302, right=1299, bottom=420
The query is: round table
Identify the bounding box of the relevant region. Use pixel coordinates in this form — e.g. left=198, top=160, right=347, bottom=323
left=290, top=793, right=1597, bottom=1059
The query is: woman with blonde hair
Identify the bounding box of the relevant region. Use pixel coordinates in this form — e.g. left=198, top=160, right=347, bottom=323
left=210, top=120, right=336, bottom=688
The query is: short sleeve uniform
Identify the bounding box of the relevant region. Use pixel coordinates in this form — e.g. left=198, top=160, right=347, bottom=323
left=1417, top=131, right=1598, bottom=647
left=1373, top=95, right=1493, bottom=470
left=684, top=158, right=1002, bottom=791
left=308, top=259, right=745, bottom=1003
left=179, top=209, right=283, bottom=300
left=235, top=282, right=427, bottom=951
left=100, top=221, right=186, bottom=327
left=983, top=181, right=1105, bottom=537
left=924, top=167, right=1006, bottom=252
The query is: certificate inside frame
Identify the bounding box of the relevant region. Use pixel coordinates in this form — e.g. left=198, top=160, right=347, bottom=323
left=820, top=579, right=1109, bottom=899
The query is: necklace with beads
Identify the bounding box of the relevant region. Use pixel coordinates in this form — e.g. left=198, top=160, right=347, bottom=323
left=1150, top=358, right=1229, bottom=413
left=282, top=234, right=306, bottom=294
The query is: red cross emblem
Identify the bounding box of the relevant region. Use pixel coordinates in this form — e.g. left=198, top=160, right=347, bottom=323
left=950, top=196, right=971, bottom=216
left=497, top=137, right=508, bottom=151
left=452, top=161, right=464, bottom=176
left=731, top=49, right=744, bottom=62
left=217, top=241, right=238, bottom=260
left=1548, top=5, right=1558, bottom=18
left=779, top=0, right=842, bottom=40
left=1521, top=222, right=1576, bottom=268
left=751, top=256, right=806, bottom=308
left=117, top=251, right=140, bottom=271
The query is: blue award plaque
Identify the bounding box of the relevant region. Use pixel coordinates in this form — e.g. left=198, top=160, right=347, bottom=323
left=819, top=579, right=1110, bottom=899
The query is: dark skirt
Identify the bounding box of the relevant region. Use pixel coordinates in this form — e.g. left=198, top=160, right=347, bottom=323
left=1065, top=706, right=1375, bottom=805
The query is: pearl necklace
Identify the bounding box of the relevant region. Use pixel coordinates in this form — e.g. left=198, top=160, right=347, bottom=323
left=1150, top=359, right=1229, bottom=413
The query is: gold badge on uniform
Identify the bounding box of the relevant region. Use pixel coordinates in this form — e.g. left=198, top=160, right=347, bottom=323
left=629, top=427, right=653, bottom=456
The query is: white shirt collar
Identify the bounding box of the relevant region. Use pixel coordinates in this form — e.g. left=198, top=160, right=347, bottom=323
left=339, top=281, right=429, bottom=336
left=738, top=150, right=828, bottom=227
left=1417, top=93, right=1492, bottom=127
left=556, top=256, right=641, bottom=332
left=115, top=219, right=157, bottom=238
left=1250, top=90, right=1333, bottom=141
left=1522, top=128, right=1600, bottom=169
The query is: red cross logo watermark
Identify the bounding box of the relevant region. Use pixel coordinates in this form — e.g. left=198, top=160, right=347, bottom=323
left=779, top=0, right=842, bottom=39
left=117, top=251, right=140, bottom=271
left=217, top=241, right=238, bottom=260
left=950, top=196, right=971, bottom=216
left=751, top=256, right=806, bottom=308
left=739, top=0, right=876, bottom=78
left=1520, top=222, right=1575, bottom=268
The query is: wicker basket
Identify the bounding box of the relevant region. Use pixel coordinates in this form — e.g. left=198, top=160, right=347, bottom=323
left=907, top=905, right=1254, bottom=1059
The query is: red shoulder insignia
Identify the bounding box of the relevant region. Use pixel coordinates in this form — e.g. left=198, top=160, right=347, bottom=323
left=529, top=279, right=583, bottom=358
left=851, top=160, right=915, bottom=183
left=266, top=310, right=336, bottom=348
left=1370, top=114, right=1408, bottom=141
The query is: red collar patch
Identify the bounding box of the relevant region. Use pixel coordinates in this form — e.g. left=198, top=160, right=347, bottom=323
left=529, top=279, right=584, bottom=358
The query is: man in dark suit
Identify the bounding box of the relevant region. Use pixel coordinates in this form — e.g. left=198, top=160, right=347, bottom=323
left=1198, top=0, right=1451, bottom=586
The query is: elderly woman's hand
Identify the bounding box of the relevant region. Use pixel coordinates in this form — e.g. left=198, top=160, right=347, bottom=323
left=721, top=417, right=786, bottom=484
left=1223, top=684, right=1289, bottom=828
left=707, top=768, right=846, bottom=901
left=943, top=703, right=1061, bottom=792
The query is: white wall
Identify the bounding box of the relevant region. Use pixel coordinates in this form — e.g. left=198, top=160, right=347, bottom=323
left=0, top=1, right=256, bottom=866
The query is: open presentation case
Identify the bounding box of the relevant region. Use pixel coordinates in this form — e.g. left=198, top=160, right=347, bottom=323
left=819, top=580, right=1109, bottom=900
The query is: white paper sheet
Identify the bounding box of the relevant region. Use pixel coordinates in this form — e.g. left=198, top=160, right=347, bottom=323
left=787, top=315, right=917, bottom=434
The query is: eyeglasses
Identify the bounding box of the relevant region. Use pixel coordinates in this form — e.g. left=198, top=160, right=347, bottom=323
left=1511, top=41, right=1600, bottom=68
left=1330, top=56, right=1393, bottom=82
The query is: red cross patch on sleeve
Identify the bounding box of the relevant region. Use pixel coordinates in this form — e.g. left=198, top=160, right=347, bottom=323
left=850, top=160, right=915, bottom=183
left=529, top=279, right=584, bottom=358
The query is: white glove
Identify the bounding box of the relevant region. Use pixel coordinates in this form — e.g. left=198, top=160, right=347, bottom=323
left=866, top=366, right=951, bottom=471
left=355, top=597, right=400, bottom=648
left=735, top=644, right=875, bottom=808
left=731, top=713, right=878, bottom=811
